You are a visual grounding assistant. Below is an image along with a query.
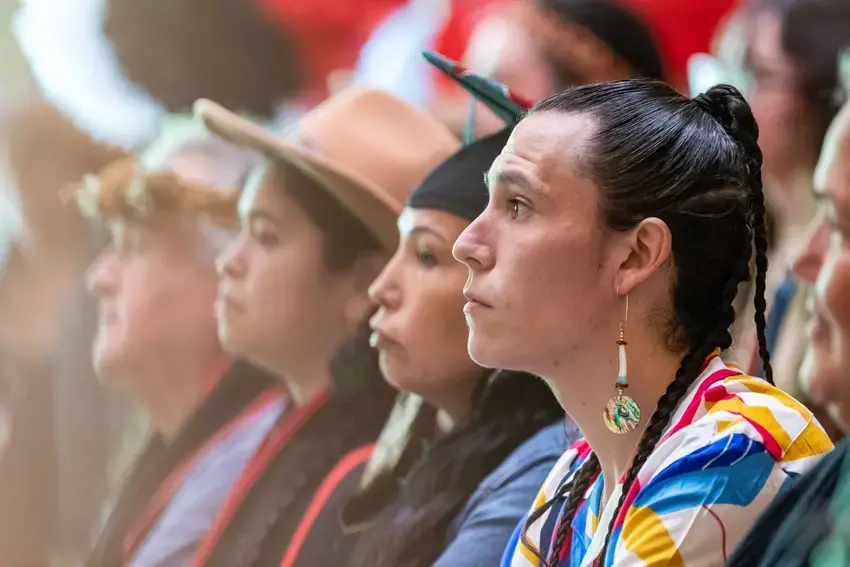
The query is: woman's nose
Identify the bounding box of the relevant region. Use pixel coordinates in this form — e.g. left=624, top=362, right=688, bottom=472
left=369, top=254, right=402, bottom=310
left=792, top=221, right=830, bottom=284
left=217, top=237, right=247, bottom=280
left=86, top=251, right=118, bottom=298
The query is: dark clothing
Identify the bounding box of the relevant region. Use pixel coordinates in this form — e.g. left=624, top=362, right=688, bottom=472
left=195, top=380, right=396, bottom=567
left=276, top=371, right=573, bottom=567
left=285, top=421, right=573, bottom=567
left=87, top=362, right=280, bottom=567
left=284, top=453, right=371, bottom=567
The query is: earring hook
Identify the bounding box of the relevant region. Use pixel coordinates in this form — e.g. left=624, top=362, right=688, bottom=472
left=624, top=294, right=629, bottom=324
left=616, top=286, right=629, bottom=324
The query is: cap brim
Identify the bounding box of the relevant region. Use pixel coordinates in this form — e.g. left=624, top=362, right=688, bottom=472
left=194, top=99, right=402, bottom=250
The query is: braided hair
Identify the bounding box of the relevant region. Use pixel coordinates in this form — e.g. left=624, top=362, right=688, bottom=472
left=525, top=79, right=772, bottom=566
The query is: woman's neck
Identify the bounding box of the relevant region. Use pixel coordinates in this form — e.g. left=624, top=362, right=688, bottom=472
left=544, top=328, right=682, bottom=498
left=283, top=368, right=331, bottom=407
left=273, top=344, right=337, bottom=407
left=428, top=376, right=482, bottom=435
left=129, top=352, right=233, bottom=440
left=263, top=328, right=350, bottom=407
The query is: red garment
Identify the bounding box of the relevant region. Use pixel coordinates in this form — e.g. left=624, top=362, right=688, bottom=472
left=256, top=0, right=407, bottom=98
left=432, top=0, right=740, bottom=93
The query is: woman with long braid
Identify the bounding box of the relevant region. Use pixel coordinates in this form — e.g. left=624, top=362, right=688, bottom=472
left=453, top=78, right=834, bottom=567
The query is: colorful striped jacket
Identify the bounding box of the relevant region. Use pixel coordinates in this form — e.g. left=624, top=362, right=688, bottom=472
left=502, top=353, right=833, bottom=567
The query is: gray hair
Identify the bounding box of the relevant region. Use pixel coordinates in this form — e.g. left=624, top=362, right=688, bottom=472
left=140, top=115, right=258, bottom=267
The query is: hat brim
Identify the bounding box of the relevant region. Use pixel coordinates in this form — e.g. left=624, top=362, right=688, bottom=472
left=194, top=99, right=402, bottom=250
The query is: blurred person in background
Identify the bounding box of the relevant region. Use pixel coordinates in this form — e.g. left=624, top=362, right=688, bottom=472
left=729, top=0, right=850, bottom=411
left=621, top=0, right=740, bottom=92
left=187, top=86, right=459, bottom=566
left=432, top=0, right=664, bottom=137
left=728, top=75, right=850, bottom=567
left=77, top=120, right=286, bottom=567
left=14, top=0, right=302, bottom=150
left=257, top=0, right=410, bottom=103
left=0, top=91, right=125, bottom=566
left=276, top=64, right=576, bottom=567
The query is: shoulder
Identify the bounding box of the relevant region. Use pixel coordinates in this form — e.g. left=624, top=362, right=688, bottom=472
left=474, top=421, right=573, bottom=497
left=614, top=367, right=833, bottom=548
left=456, top=422, right=575, bottom=525
left=445, top=424, right=579, bottom=560
left=674, top=371, right=833, bottom=470
left=633, top=372, right=833, bottom=494
left=608, top=366, right=833, bottom=565
left=645, top=357, right=832, bottom=477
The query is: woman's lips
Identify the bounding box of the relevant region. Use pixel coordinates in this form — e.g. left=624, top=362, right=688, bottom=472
left=369, top=328, right=401, bottom=350
left=216, top=293, right=245, bottom=314
left=462, top=287, right=492, bottom=314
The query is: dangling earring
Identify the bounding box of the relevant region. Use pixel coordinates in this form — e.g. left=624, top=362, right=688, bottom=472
left=603, top=291, right=641, bottom=434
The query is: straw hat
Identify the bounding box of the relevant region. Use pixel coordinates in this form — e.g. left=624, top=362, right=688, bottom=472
left=194, top=85, right=460, bottom=250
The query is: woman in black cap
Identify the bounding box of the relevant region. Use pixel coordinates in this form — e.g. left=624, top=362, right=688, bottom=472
left=277, top=63, right=575, bottom=567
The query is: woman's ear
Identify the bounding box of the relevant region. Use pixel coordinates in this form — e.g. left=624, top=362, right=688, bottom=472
left=614, top=217, right=672, bottom=296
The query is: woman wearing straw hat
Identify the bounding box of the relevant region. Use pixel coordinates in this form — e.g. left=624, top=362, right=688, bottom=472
left=188, top=85, right=460, bottom=566
left=72, top=118, right=287, bottom=567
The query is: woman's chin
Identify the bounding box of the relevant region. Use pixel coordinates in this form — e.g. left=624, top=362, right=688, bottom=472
left=467, top=333, right=513, bottom=372
left=217, top=324, right=254, bottom=362
left=378, top=355, right=411, bottom=393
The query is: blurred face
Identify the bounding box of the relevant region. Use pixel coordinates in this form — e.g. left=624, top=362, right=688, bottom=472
left=438, top=14, right=556, bottom=138
left=86, top=217, right=221, bottom=381
left=368, top=208, right=484, bottom=399
left=216, top=163, right=355, bottom=374
left=453, top=113, right=619, bottom=375
left=466, top=14, right=556, bottom=104
left=0, top=135, right=22, bottom=267
left=793, top=107, right=850, bottom=431
left=745, top=10, right=815, bottom=181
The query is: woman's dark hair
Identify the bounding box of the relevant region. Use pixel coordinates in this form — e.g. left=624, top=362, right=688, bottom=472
left=525, top=78, right=772, bottom=565
left=277, top=162, right=383, bottom=389
left=278, top=163, right=382, bottom=273
left=351, top=371, right=563, bottom=567
left=749, top=0, right=850, bottom=150
left=538, top=0, right=665, bottom=85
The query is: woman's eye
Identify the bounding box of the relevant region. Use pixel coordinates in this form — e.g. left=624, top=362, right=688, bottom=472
left=250, top=224, right=280, bottom=247
left=417, top=248, right=437, bottom=268
left=257, top=231, right=280, bottom=247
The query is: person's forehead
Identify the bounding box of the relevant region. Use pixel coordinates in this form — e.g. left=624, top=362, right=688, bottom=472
left=106, top=214, right=190, bottom=243
left=238, top=163, right=273, bottom=217
left=237, top=162, right=315, bottom=229
left=497, top=112, right=595, bottom=182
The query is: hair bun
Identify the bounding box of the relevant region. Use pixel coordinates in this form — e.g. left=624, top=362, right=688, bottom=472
left=693, top=84, right=759, bottom=149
